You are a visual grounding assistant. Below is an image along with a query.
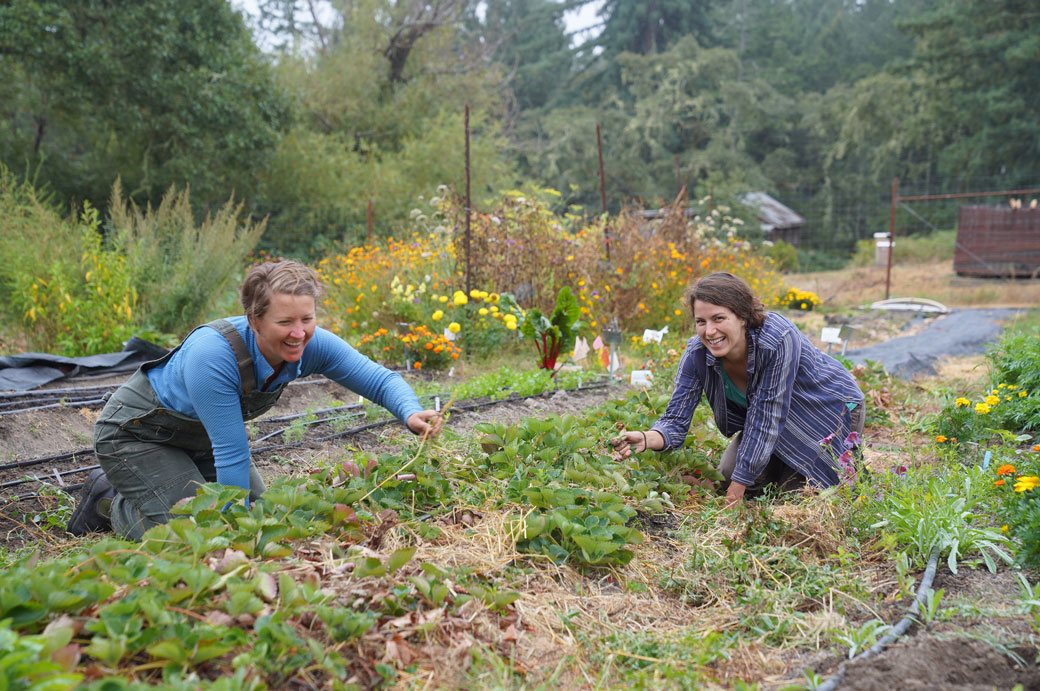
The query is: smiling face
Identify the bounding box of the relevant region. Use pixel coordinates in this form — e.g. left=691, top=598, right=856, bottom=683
left=250, top=292, right=316, bottom=367
left=694, top=299, right=747, bottom=363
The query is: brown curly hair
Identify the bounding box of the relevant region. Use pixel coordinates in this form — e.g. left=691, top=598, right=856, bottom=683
left=686, top=272, right=766, bottom=329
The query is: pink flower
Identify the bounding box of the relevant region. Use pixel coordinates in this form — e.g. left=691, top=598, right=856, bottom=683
left=839, top=450, right=854, bottom=468
left=844, top=431, right=862, bottom=449
left=819, top=433, right=836, bottom=446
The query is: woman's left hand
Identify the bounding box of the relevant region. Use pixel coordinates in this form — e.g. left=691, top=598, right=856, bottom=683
left=407, top=410, right=443, bottom=439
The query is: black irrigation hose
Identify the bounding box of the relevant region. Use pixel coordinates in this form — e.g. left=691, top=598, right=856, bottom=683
left=253, top=411, right=366, bottom=443
left=0, top=449, right=94, bottom=473
left=0, top=384, right=117, bottom=400
left=0, top=395, right=106, bottom=410
left=814, top=547, right=942, bottom=691
left=0, top=398, right=107, bottom=416
left=0, top=464, right=100, bottom=491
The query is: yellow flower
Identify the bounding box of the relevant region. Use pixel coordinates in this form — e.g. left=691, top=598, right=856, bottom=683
left=439, top=296, right=448, bottom=303
left=488, top=293, right=500, bottom=303
left=954, top=397, right=970, bottom=407
left=1014, top=476, right=1040, bottom=492
left=470, top=289, right=480, bottom=298
left=453, top=293, right=468, bottom=306
left=935, top=435, right=947, bottom=443
left=478, top=308, right=488, bottom=316
left=984, top=395, right=1000, bottom=406
left=505, top=321, right=517, bottom=330
left=490, top=305, right=499, bottom=313
left=975, top=403, right=991, bottom=415
left=674, top=309, right=682, bottom=316
left=448, top=322, right=461, bottom=334
left=432, top=310, right=443, bottom=321
left=1001, top=525, right=1009, bottom=533
left=1020, top=391, right=1028, bottom=397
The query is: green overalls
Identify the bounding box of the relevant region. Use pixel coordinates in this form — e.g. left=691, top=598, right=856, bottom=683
left=93, top=320, right=286, bottom=540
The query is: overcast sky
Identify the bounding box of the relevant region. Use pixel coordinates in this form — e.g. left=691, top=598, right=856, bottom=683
left=230, top=1, right=605, bottom=51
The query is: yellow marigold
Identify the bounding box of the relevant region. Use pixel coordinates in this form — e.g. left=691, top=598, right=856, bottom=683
left=955, top=397, right=971, bottom=407
left=432, top=310, right=444, bottom=321
left=470, top=289, right=480, bottom=298
left=488, top=293, right=500, bottom=303
left=1015, top=476, right=1040, bottom=492
left=1020, top=391, right=1028, bottom=397
left=478, top=308, right=488, bottom=316
left=975, top=403, right=991, bottom=415
left=448, top=322, right=461, bottom=334
left=439, top=295, right=448, bottom=303
left=505, top=321, right=517, bottom=330
left=997, top=464, right=1016, bottom=476
left=984, top=395, right=1000, bottom=406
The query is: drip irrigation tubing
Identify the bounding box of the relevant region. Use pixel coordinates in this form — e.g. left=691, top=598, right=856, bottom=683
left=0, top=398, right=107, bottom=416
left=814, top=547, right=941, bottom=691
left=1, top=381, right=610, bottom=495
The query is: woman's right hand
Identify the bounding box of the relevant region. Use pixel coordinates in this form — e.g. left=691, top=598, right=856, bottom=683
left=610, top=430, right=648, bottom=460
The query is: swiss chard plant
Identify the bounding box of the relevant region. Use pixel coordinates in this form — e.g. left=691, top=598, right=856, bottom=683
left=520, top=286, right=582, bottom=374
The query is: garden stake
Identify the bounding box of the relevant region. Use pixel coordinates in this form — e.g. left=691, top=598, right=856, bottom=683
left=464, top=103, right=472, bottom=294
left=596, top=123, right=611, bottom=264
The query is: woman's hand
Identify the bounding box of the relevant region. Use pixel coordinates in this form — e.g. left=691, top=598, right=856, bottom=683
left=725, top=481, right=747, bottom=507
left=406, top=410, right=443, bottom=439
left=609, top=430, right=653, bottom=459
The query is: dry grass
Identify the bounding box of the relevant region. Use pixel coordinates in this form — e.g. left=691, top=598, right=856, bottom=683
left=787, top=262, right=1040, bottom=309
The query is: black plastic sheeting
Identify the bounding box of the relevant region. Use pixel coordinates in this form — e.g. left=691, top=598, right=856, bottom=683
left=0, top=336, right=167, bottom=391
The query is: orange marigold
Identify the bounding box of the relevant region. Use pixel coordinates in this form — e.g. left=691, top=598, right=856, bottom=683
left=997, top=464, right=1016, bottom=476
left=995, top=479, right=1006, bottom=487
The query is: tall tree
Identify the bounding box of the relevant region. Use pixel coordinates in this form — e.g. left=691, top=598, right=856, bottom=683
left=0, top=0, right=291, bottom=210
left=597, top=0, right=713, bottom=57
left=471, top=0, right=576, bottom=113
left=899, top=0, right=1040, bottom=185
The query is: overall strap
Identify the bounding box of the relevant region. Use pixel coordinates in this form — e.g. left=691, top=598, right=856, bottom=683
left=205, top=319, right=256, bottom=393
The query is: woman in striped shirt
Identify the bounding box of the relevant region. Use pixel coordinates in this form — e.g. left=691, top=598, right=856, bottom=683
left=612, top=272, right=865, bottom=505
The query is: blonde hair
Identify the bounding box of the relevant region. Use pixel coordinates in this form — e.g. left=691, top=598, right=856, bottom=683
left=686, top=272, right=766, bottom=328
left=241, top=261, right=323, bottom=322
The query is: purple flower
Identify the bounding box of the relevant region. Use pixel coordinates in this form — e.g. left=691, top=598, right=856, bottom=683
left=839, top=450, right=854, bottom=468
left=844, top=431, right=862, bottom=449
left=819, top=433, right=836, bottom=446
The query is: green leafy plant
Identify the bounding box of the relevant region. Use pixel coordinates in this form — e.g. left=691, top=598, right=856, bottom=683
left=520, top=285, right=582, bottom=373
left=829, top=618, right=888, bottom=659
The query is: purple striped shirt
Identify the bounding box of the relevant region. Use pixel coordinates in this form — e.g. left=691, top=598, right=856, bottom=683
left=651, top=312, right=864, bottom=488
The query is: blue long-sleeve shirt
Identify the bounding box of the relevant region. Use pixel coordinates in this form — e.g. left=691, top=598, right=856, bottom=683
left=146, top=316, right=423, bottom=490
left=651, top=313, right=864, bottom=488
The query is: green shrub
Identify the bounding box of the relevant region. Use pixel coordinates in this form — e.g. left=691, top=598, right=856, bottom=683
left=109, top=182, right=266, bottom=338
left=763, top=239, right=799, bottom=272
left=5, top=201, right=138, bottom=356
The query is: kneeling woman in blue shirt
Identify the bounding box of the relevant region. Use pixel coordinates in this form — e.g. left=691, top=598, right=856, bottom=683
left=612, top=272, right=864, bottom=506
left=70, top=260, right=442, bottom=539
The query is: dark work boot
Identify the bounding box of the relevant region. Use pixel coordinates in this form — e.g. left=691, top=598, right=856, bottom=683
left=67, top=469, right=116, bottom=536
